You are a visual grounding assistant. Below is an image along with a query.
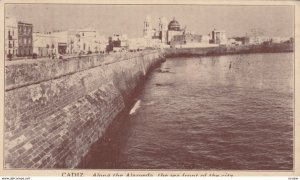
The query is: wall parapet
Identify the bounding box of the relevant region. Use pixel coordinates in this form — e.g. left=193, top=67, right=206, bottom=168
left=4, top=50, right=165, bottom=168
left=5, top=50, right=161, bottom=91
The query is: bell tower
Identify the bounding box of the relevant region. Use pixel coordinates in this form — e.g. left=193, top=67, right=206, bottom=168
left=143, top=15, right=153, bottom=39
left=159, top=17, right=168, bottom=43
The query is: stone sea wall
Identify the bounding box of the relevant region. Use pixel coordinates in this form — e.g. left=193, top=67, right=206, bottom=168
left=165, top=42, right=293, bottom=57
left=4, top=50, right=165, bottom=168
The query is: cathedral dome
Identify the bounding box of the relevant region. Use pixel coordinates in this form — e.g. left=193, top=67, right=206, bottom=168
left=168, top=18, right=181, bottom=31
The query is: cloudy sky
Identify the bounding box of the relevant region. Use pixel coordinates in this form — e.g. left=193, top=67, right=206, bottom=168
left=5, top=4, right=294, bottom=38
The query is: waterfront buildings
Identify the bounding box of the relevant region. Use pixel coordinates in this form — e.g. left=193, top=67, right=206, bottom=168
left=227, top=36, right=291, bottom=46
left=95, top=34, right=108, bottom=53
left=32, top=32, right=56, bottom=57
left=227, top=38, right=243, bottom=46
left=18, top=21, right=33, bottom=57
left=108, top=34, right=129, bottom=52
left=51, top=31, right=69, bottom=54
left=158, top=17, right=168, bottom=44
left=32, top=29, right=108, bottom=57
left=69, top=29, right=107, bottom=54
left=128, top=38, right=147, bottom=51
left=143, top=16, right=185, bottom=45
left=166, top=18, right=185, bottom=44
left=142, top=16, right=225, bottom=48
left=211, top=29, right=227, bottom=45
left=6, top=15, right=292, bottom=60
left=143, top=16, right=154, bottom=40
left=170, top=32, right=214, bottom=48
left=5, top=18, right=33, bottom=58
left=244, top=36, right=270, bottom=45
left=271, top=37, right=292, bottom=43
left=74, top=29, right=97, bottom=53
left=32, top=31, right=70, bottom=57
left=5, top=17, right=18, bottom=59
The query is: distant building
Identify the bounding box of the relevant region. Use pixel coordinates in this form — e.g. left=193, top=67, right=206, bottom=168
left=170, top=33, right=202, bottom=47
left=95, top=34, right=107, bottom=53
left=271, top=37, right=291, bottom=44
left=245, top=36, right=271, bottom=45
left=211, top=29, right=227, bottom=45
left=33, top=31, right=77, bottom=57
left=65, top=30, right=78, bottom=54
left=32, top=32, right=56, bottom=57
left=143, top=16, right=185, bottom=46
left=5, top=17, right=18, bottom=59
left=108, top=34, right=128, bottom=52
left=142, top=16, right=219, bottom=48
left=143, top=16, right=154, bottom=39
left=18, top=21, right=33, bottom=56
left=166, top=18, right=185, bottom=44
left=230, top=37, right=248, bottom=45
left=227, top=38, right=242, bottom=46
left=32, top=29, right=107, bottom=56
left=74, top=29, right=98, bottom=53
left=158, top=17, right=168, bottom=43
left=128, top=38, right=147, bottom=51
left=51, top=31, right=69, bottom=54
left=170, top=33, right=217, bottom=48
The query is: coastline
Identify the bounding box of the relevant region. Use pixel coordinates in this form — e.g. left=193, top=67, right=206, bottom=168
left=164, top=42, right=293, bottom=58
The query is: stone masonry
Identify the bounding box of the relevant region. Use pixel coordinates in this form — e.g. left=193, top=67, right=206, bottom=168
left=4, top=50, right=165, bottom=168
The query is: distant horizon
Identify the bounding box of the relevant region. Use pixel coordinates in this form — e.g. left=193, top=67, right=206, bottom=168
left=5, top=4, right=294, bottom=38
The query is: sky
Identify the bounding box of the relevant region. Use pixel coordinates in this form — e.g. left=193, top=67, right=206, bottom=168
left=5, top=4, right=294, bottom=38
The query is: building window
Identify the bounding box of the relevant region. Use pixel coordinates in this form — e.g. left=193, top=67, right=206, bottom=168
left=24, top=38, right=27, bottom=45
left=82, top=33, right=84, bottom=36
left=8, top=30, right=10, bottom=36
left=28, top=38, right=31, bottom=44
left=12, top=30, right=14, bottom=36
left=13, top=41, right=15, bottom=47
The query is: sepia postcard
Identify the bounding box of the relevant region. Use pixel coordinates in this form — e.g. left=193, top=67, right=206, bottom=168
left=0, top=0, right=299, bottom=177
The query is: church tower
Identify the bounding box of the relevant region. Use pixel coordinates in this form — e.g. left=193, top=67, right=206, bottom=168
left=143, top=15, right=153, bottom=39
left=159, top=17, right=168, bottom=43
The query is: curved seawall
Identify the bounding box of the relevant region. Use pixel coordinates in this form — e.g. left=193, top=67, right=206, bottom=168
left=4, top=50, right=165, bottom=168
left=165, top=43, right=293, bottom=57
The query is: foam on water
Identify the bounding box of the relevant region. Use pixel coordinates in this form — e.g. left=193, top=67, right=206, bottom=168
left=129, top=100, right=141, bottom=115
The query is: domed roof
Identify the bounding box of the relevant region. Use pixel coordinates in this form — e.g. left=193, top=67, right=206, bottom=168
left=168, top=18, right=181, bottom=31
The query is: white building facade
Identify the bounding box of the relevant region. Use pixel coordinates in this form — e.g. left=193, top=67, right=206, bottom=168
left=5, top=17, right=18, bottom=59
left=212, top=29, right=227, bottom=45
left=33, top=32, right=61, bottom=57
